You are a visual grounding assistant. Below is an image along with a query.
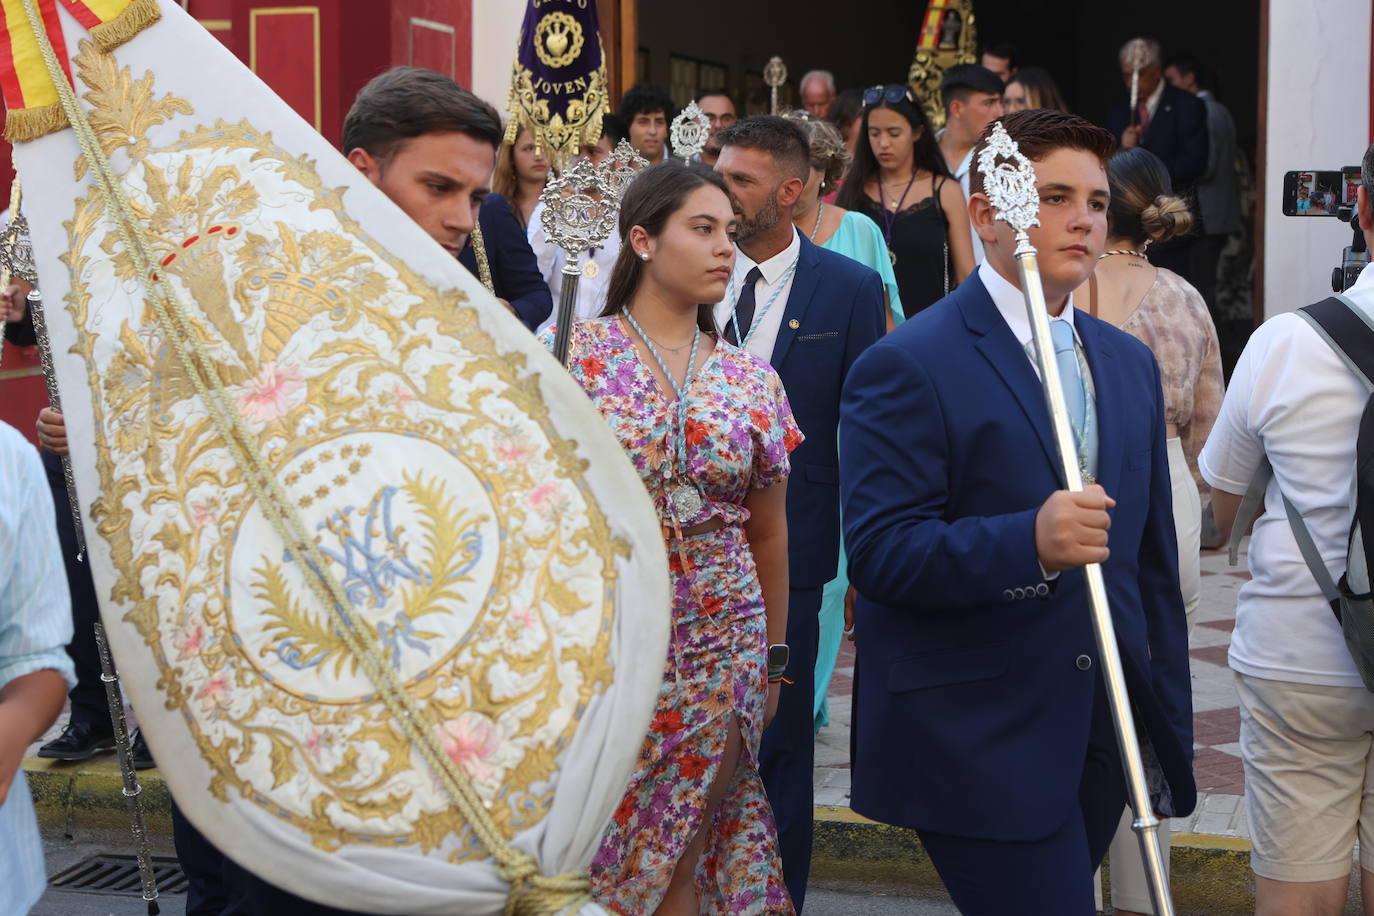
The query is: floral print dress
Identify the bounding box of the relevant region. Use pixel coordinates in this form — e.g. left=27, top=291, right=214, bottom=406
left=542, top=316, right=801, bottom=915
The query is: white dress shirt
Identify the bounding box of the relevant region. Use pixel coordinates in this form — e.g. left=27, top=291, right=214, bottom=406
left=980, top=261, right=1079, bottom=374
left=953, top=147, right=985, bottom=266
left=0, top=420, right=75, bottom=915
left=711, top=227, right=802, bottom=363
left=527, top=200, right=622, bottom=335
left=1143, top=78, right=1165, bottom=122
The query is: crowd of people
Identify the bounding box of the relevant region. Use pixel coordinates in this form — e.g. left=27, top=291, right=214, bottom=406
left=4, top=26, right=1369, bottom=916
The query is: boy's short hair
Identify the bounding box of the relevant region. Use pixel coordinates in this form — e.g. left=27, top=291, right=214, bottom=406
left=967, top=109, right=1115, bottom=199
left=714, top=116, right=812, bottom=184
left=342, top=67, right=502, bottom=161
left=616, top=83, right=677, bottom=123
left=940, top=64, right=1006, bottom=113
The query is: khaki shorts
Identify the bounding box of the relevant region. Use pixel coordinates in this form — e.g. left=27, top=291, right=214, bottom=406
left=1237, top=672, right=1374, bottom=881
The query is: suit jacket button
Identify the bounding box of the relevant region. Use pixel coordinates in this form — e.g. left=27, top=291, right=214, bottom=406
left=1036, top=582, right=1050, bottom=597
left=1003, top=588, right=1015, bottom=601
left=1075, top=654, right=1092, bottom=671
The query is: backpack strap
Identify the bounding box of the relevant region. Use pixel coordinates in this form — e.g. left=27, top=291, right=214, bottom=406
left=1298, top=295, right=1374, bottom=388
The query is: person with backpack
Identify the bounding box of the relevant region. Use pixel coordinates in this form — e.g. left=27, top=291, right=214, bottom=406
left=1203, top=142, right=1374, bottom=915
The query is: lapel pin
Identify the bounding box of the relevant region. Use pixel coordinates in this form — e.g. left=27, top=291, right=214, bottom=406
left=788, top=319, right=800, bottom=329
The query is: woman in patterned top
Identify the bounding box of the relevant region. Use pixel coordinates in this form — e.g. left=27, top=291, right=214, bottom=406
left=1078, top=145, right=1225, bottom=916
left=542, top=161, right=800, bottom=915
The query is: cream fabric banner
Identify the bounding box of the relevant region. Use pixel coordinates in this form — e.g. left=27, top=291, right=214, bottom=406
left=12, top=2, right=670, bottom=912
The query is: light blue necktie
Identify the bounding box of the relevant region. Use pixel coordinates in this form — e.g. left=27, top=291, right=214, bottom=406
left=1045, top=319, right=1098, bottom=482
left=1050, top=319, right=1084, bottom=439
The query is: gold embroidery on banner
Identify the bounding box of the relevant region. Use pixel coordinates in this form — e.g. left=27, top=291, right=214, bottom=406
left=533, top=12, right=583, bottom=69
left=63, top=40, right=622, bottom=858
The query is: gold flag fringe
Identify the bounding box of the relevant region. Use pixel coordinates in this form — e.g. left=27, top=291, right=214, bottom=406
left=5, top=102, right=67, bottom=143
left=89, top=0, right=161, bottom=51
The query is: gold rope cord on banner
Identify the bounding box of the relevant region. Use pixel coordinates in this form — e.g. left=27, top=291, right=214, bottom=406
left=15, top=2, right=589, bottom=912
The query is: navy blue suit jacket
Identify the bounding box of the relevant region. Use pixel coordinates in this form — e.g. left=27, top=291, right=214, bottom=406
left=839, top=271, right=1195, bottom=840
left=769, top=234, right=885, bottom=589
left=1106, top=85, right=1209, bottom=192
left=457, top=193, right=553, bottom=331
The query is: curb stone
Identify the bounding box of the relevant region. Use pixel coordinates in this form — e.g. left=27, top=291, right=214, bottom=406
left=812, top=806, right=1255, bottom=914
left=25, top=760, right=1257, bottom=912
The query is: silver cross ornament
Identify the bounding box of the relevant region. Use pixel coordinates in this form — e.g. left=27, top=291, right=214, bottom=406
left=669, top=100, right=711, bottom=162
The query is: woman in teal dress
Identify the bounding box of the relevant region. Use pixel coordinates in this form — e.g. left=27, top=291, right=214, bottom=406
left=788, top=113, right=901, bottom=729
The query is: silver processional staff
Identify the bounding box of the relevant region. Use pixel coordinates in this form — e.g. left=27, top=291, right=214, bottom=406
left=978, top=120, right=1175, bottom=916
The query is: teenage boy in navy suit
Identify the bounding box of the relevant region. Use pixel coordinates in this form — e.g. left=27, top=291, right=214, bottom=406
left=840, top=109, right=1195, bottom=914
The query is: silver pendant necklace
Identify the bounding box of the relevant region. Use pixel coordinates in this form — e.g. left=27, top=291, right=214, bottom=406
left=621, top=310, right=706, bottom=523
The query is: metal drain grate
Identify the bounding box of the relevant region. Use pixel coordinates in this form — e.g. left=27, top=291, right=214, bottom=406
left=49, top=854, right=188, bottom=896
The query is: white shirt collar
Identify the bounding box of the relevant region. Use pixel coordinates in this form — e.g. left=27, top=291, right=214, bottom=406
left=1145, top=79, right=1165, bottom=117
left=736, top=226, right=802, bottom=284
left=978, top=261, right=1075, bottom=349
left=955, top=146, right=974, bottom=181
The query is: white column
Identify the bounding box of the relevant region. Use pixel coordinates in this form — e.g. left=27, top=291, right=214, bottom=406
left=470, top=0, right=526, bottom=111
left=1262, top=0, right=1371, bottom=318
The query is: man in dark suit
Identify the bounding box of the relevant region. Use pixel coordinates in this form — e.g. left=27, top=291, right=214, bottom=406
left=713, top=117, right=886, bottom=912
left=1105, top=37, right=1209, bottom=281
left=457, top=193, right=552, bottom=332
left=840, top=110, right=1195, bottom=914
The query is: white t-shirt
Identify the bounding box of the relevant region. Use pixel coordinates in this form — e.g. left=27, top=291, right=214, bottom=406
left=1200, top=264, right=1374, bottom=687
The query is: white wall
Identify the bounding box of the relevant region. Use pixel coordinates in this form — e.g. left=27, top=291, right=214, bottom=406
left=1263, top=0, right=1371, bottom=317
left=470, top=0, right=526, bottom=111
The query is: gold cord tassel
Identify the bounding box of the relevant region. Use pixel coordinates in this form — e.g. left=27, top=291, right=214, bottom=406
left=88, top=0, right=162, bottom=52
left=4, top=102, right=67, bottom=143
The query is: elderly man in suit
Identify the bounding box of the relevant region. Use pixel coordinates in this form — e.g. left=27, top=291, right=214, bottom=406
left=713, top=116, right=886, bottom=913
left=1106, top=37, right=1209, bottom=283
left=840, top=109, right=1196, bottom=914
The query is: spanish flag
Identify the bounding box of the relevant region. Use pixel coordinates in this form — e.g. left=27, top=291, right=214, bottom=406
left=0, top=0, right=159, bottom=142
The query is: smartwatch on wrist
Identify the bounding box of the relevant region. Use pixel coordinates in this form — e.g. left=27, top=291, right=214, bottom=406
left=767, top=643, right=789, bottom=670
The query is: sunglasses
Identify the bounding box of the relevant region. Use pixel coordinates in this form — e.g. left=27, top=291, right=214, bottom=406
left=863, top=85, right=915, bottom=107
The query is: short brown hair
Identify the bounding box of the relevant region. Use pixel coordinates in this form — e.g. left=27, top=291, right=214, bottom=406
left=715, top=116, right=812, bottom=184
left=342, top=67, right=503, bottom=162
left=967, top=109, right=1115, bottom=199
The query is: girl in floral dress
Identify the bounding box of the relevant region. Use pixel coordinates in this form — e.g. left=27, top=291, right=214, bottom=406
left=542, top=162, right=799, bottom=915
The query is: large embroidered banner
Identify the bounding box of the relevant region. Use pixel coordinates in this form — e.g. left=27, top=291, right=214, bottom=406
left=6, top=1, right=670, bottom=913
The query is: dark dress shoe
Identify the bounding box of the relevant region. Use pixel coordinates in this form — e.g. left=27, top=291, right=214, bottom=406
left=129, top=728, right=156, bottom=770
left=38, top=720, right=116, bottom=761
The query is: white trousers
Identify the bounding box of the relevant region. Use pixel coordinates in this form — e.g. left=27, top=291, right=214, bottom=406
left=1106, top=437, right=1201, bottom=912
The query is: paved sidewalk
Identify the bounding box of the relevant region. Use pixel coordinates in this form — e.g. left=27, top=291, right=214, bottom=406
left=814, top=542, right=1252, bottom=841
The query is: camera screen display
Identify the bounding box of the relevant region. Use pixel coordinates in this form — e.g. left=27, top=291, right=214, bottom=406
left=1284, top=169, right=1361, bottom=216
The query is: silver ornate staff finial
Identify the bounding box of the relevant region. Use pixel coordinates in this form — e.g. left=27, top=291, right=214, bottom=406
left=1122, top=38, right=1150, bottom=130
left=601, top=139, right=650, bottom=202
left=976, top=121, right=1042, bottom=247
left=977, top=118, right=1176, bottom=916
left=541, top=156, right=619, bottom=367
left=0, top=209, right=39, bottom=286
left=764, top=56, right=788, bottom=115
left=669, top=100, right=711, bottom=162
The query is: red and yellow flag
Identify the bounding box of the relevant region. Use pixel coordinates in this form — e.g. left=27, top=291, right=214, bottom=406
left=0, top=0, right=160, bottom=142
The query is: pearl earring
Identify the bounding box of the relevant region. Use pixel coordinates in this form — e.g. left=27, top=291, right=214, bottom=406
left=639, top=252, right=649, bottom=261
